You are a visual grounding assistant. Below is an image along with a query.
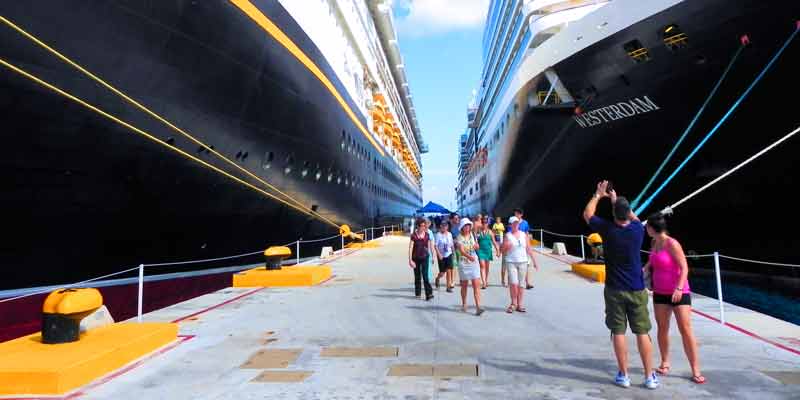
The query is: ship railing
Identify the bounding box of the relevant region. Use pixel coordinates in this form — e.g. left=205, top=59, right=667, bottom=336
left=0, top=224, right=402, bottom=324
left=533, top=228, right=800, bottom=325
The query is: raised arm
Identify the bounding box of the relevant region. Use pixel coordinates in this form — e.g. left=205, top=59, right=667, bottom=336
left=583, top=180, right=609, bottom=224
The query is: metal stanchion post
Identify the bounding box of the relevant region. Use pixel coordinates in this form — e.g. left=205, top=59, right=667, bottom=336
left=539, top=229, right=544, bottom=250
left=137, top=264, right=144, bottom=323
left=713, top=251, right=725, bottom=324
left=296, top=240, right=300, bottom=265
left=341, top=234, right=344, bottom=252
left=580, top=235, right=585, bottom=260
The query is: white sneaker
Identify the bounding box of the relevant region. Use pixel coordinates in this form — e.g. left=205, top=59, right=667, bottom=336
left=644, top=372, right=660, bottom=390
left=614, top=371, right=631, bottom=388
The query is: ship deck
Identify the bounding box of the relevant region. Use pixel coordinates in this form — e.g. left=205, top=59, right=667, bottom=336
left=30, top=236, right=800, bottom=399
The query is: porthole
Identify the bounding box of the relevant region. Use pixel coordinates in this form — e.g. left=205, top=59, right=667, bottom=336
left=262, top=151, right=274, bottom=170
left=327, top=171, right=334, bottom=182
left=315, top=169, right=322, bottom=180
left=284, top=155, right=294, bottom=175
left=301, top=161, right=310, bottom=178
left=166, top=137, right=175, bottom=145
left=235, top=151, right=242, bottom=160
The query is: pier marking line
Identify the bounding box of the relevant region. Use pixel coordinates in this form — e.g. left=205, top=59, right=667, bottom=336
left=536, top=249, right=800, bottom=357
left=229, top=0, right=386, bottom=158
left=0, top=335, right=195, bottom=400
left=171, top=287, right=266, bottom=323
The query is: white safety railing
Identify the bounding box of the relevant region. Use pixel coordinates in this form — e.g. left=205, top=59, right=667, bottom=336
left=0, top=224, right=401, bottom=323
left=533, top=228, right=800, bottom=325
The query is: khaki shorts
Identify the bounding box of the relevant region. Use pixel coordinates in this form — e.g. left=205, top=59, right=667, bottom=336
left=604, top=287, right=651, bottom=335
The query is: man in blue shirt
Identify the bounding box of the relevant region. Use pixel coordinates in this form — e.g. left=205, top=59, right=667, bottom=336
left=507, top=208, right=534, bottom=289
left=583, top=180, right=657, bottom=390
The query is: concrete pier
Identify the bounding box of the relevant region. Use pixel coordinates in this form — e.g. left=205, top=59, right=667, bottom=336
left=45, top=236, right=800, bottom=399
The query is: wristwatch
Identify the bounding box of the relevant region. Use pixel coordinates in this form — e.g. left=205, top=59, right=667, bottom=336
left=675, top=286, right=683, bottom=291
left=593, top=193, right=600, bottom=199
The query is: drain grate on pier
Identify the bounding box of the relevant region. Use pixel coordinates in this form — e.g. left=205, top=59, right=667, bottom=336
left=251, top=371, right=313, bottom=383
left=387, top=363, right=478, bottom=377
left=320, top=347, right=398, bottom=357
left=240, top=349, right=302, bottom=369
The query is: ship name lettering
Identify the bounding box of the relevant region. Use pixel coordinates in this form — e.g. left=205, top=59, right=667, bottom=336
left=573, top=96, right=660, bottom=128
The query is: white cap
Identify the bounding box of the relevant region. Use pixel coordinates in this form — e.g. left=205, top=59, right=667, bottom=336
left=458, top=218, right=473, bottom=231
left=508, top=216, right=520, bottom=224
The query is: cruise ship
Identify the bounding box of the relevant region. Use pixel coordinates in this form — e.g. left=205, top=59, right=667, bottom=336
left=0, top=0, right=425, bottom=290
left=457, top=0, right=799, bottom=265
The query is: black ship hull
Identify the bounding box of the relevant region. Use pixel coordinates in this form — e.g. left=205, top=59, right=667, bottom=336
left=0, top=0, right=420, bottom=290
left=467, top=1, right=799, bottom=263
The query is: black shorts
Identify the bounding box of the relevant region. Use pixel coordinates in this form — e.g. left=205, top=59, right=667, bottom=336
left=438, top=255, right=453, bottom=273
left=653, top=293, right=692, bottom=306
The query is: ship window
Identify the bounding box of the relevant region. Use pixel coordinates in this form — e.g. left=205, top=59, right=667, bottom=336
left=263, top=151, right=274, bottom=170
left=197, top=146, right=206, bottom=153
left=624, top=39, right=650, bottom=63
left=315, top=168, right=322, bottom=181
left=284, top=155, right=294, bottom=175
left=662, top=24, right=688, bottom=51
left=166, top=137, right=175, bottom=146
left=341, top=131, right=346, bottom=150
left=327, top=171, right=333, bottom=182
left=242, top=152, right=248, bottom=161
left=301, top=161, right=310, bottom=178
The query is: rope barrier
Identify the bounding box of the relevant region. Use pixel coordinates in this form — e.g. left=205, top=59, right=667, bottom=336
left=0, top=225, right=392, bottom=302
left=0, top=16, right=339, bottom=229
left=541, top=229, right=582, bottom=238
left=719, top=254, right=800, bottom=268
left=632, top=43, right=745, bottom=209
left=0, top=266, right=141, bottom=303
left=635, top=25, right=799, bottom=216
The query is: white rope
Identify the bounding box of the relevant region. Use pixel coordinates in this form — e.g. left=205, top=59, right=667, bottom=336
left=298, top=234, right=342, bottom=244
left=719, top=254, right=800, bottom=268
left=541, top=229, right=582, bottom=238
left=639, top=249, right=714, bottom=258
left=663, top=125, right=800, bottom=214
left=0, top=266, right=141, bottom=303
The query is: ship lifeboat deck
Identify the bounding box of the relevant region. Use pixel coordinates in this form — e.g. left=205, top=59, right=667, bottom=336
left=14, top=236, right=800, bottom=399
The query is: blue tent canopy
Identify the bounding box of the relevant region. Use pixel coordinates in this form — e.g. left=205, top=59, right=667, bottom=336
left=416, top=201, right=450, bottom=215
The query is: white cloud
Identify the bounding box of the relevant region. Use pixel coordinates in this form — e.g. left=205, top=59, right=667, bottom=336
left=395, top=0, right=490, bottom=37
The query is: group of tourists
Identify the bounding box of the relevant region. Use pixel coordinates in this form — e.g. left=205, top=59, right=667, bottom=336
left=407, top=179, right=705, bottom=390
left=408, top=209, right=539, bottom=316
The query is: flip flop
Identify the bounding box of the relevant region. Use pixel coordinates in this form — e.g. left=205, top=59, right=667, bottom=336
left=506, top=305, right=515, bottom=313
left=515, top=306, right=527, bottom=313
left=656, top=365, right=670, bottom=375
left=476, top=308, right=485, bottom=316
left=691, top=375, right=706, bottom=384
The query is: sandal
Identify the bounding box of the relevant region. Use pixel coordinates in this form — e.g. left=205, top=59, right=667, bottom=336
left=691, top=375, right=706, bottom=384
left=476, top=308, right=485, bottom=316
left=656, top=365, right=670, bottom=375
left=506, top=305, right=515, bottom=314
left=515, top=306, right=527, bottom=313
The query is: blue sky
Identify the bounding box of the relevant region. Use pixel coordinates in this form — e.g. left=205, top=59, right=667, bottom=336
left=393, top=0, right=488, bottom=211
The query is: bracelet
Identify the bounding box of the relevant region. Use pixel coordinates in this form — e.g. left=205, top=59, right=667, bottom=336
left=675, top=287, right=683, bottom=291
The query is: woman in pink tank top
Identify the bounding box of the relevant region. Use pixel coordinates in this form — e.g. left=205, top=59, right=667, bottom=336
left=644, top=213, right=705, bottom=384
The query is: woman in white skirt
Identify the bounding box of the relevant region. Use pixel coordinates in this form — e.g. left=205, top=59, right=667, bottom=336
left=455, top=218, right=484, bottom=315
left=502, top=216, right=539, bottom=313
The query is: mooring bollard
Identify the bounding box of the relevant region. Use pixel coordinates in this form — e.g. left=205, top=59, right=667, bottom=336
left=137, top=264, right=144, bottom=323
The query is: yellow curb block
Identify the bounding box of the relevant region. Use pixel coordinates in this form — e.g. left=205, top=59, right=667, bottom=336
left=233, top=265, right=332, bottom=287
left=345, top=241, right=381, bottom=249
left=0, top=322, right=178, bottom=395
left=571, top=263, right=606, bottom=283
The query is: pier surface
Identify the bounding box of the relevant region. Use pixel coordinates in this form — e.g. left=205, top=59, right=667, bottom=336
left=59, top=236, right=799, bottom=399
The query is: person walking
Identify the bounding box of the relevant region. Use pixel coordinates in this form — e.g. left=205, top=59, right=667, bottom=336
left=476, top=216, right=500, bottom=289
left=501, top=216, right=538, bottom=313
left=434, top=221, right=455, bottom=293
left=408, top=217, right=435, bottom=301
left=455, top=218, right=484, bottom=315
left=492, top=216, right=507, bottom=286
left=507, top=208, right=535, bottom=289
left=584, top=180, right=657, bottom=390
left=644, top=213, right=705, bottom=384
